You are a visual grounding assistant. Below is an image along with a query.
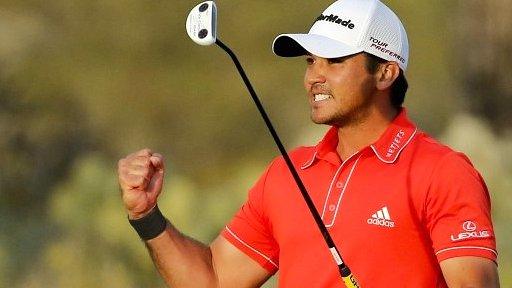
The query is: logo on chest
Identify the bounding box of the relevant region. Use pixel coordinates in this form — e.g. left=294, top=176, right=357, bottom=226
left=367, top=206, right=395, bottom=228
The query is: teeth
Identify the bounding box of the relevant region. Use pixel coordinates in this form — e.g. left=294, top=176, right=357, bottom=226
left=314, top=94, right=331, bottom=102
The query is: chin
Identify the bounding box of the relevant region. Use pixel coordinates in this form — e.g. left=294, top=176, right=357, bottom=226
left=311, top=114, right=334, bottom=125
left=311, top=114, right=351, bottom=127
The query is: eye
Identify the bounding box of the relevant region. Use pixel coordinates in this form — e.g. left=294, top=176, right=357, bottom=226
left=305, top=55, right=315, bottom=65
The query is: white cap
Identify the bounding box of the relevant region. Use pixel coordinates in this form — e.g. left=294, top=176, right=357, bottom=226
left=272, top=0, right=409, bottom=70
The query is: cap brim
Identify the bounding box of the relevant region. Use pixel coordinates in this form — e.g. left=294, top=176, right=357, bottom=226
left=272, top=34, right=363, bottom=58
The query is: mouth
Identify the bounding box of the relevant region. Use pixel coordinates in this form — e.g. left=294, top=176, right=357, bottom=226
left=313, top=93, right=333, bottom=102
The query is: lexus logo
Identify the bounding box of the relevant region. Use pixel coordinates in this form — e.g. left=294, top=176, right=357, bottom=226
left=462, top=221, right=477, bottom=232
left=451, top=220, right=490, bottom=242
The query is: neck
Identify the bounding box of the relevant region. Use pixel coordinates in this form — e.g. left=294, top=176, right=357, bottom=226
left=336, top=106, right=399, bottom=161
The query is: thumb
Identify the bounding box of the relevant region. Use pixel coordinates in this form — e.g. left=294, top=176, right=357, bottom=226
left=150, top=153, right=164, bottom=171
left=147, top=154, right=165, bottom=197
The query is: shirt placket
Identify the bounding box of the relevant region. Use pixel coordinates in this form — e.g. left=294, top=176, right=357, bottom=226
left=321, top=153, right=362, bottom=228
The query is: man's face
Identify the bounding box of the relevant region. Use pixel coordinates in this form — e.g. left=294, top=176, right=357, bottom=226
left=304, top=53, right=377, bottom=127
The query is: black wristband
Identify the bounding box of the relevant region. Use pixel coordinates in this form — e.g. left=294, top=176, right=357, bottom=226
left=128, top=206, right=167, bottom=241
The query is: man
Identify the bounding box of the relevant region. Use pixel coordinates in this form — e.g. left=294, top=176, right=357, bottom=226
left=118, top=0, right=499, bottom=287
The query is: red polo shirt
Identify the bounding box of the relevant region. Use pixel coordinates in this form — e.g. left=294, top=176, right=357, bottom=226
left=221, top=109, right=497, bottom=287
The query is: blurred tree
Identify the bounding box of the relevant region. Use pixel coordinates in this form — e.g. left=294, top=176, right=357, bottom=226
left=0, top=74, right=92, bottom=286
left=452, top=0, right=512, bottom=133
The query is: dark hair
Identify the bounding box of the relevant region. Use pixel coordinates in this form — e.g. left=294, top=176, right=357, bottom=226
left=364, top=53, right=408, bottom=108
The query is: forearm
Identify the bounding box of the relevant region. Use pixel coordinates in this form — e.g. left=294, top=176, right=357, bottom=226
left=441, top=256, right=500, bottom=288
left=145, top=222, right=219, bottom=288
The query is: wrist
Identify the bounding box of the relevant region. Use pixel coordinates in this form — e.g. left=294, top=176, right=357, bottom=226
left=128, top=205, right=167, bottom=241
left=128, top=205, right=157, bottom=220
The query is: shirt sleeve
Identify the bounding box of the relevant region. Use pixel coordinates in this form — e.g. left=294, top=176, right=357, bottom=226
left=425, top=152, right=497, bottom=263
left=221, top=162, right=280, bottom=273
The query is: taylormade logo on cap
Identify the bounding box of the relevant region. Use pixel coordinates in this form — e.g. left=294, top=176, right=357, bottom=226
left=315, top=14, right=355, bottom=29
left=272, top=0, right=409, bottom=71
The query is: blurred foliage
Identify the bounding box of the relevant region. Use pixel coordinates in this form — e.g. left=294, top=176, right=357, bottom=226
left=452, top=0, right=512, bottom=133
left=0, top=0, right=510, bottom=287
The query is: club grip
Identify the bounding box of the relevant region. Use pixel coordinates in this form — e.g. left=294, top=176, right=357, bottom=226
left=339, top=266, right=360, bottom=288
left=342, top=273, right=361, bottom=288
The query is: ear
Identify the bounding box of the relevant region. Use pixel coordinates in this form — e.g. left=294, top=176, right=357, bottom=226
left=375, top=62, right=400, bottom=91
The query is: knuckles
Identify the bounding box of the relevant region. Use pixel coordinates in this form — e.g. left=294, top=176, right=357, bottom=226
left=118, top=156, right=151, bottom=170
left=117, top=149, right=163, bottom=191
left=140, top=148, right=152, bottom=155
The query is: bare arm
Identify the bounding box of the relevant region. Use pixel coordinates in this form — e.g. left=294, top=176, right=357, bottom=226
left=210, top=235, right=271, bottom=287
left=119, top=149, right=271, bottom=288
left=440, top=256, right=499, bottom=288
left=144, top=222, right=270, bottom=288
left=144, top=222, right=217, bottom=287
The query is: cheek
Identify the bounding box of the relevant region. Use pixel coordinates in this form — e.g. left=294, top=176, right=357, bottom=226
left=326, top=72, right=349, bottom=94
left=328, top=71, right=373, bottom=103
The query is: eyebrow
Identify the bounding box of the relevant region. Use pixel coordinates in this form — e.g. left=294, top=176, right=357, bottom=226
left=303, top=53, right=350, bottom=61
left=328, top=55, right=350, bottom=62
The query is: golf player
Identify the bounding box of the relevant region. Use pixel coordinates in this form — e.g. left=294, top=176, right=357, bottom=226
left=118, top=0, right=499, bottom=286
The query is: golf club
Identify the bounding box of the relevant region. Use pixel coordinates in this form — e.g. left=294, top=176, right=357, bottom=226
left=186, top=2, right=360, bottom=287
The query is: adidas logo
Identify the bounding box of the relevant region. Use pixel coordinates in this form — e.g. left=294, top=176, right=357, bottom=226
left=367, top=206, right=395, bottom=228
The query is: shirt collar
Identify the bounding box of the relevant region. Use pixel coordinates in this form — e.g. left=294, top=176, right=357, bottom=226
left=301, top=126, right=339, bottom=169
left=301, top=108, right=418, bottom=169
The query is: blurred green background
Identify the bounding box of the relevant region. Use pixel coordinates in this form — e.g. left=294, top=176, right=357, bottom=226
left=0, top=0, right=510, bottom=287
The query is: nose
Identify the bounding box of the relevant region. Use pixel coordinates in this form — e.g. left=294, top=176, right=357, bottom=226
left=305, top=61, right=326, bottom=88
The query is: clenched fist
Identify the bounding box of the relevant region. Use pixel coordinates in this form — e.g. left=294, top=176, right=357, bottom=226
left=118, top=149, right=165, bottom=220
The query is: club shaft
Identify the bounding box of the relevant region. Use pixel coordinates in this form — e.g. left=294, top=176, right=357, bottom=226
left=215, top=39, right=358, bottom=285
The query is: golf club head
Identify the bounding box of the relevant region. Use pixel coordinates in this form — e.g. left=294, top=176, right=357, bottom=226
left=186, top=1, right=217, bottom=46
